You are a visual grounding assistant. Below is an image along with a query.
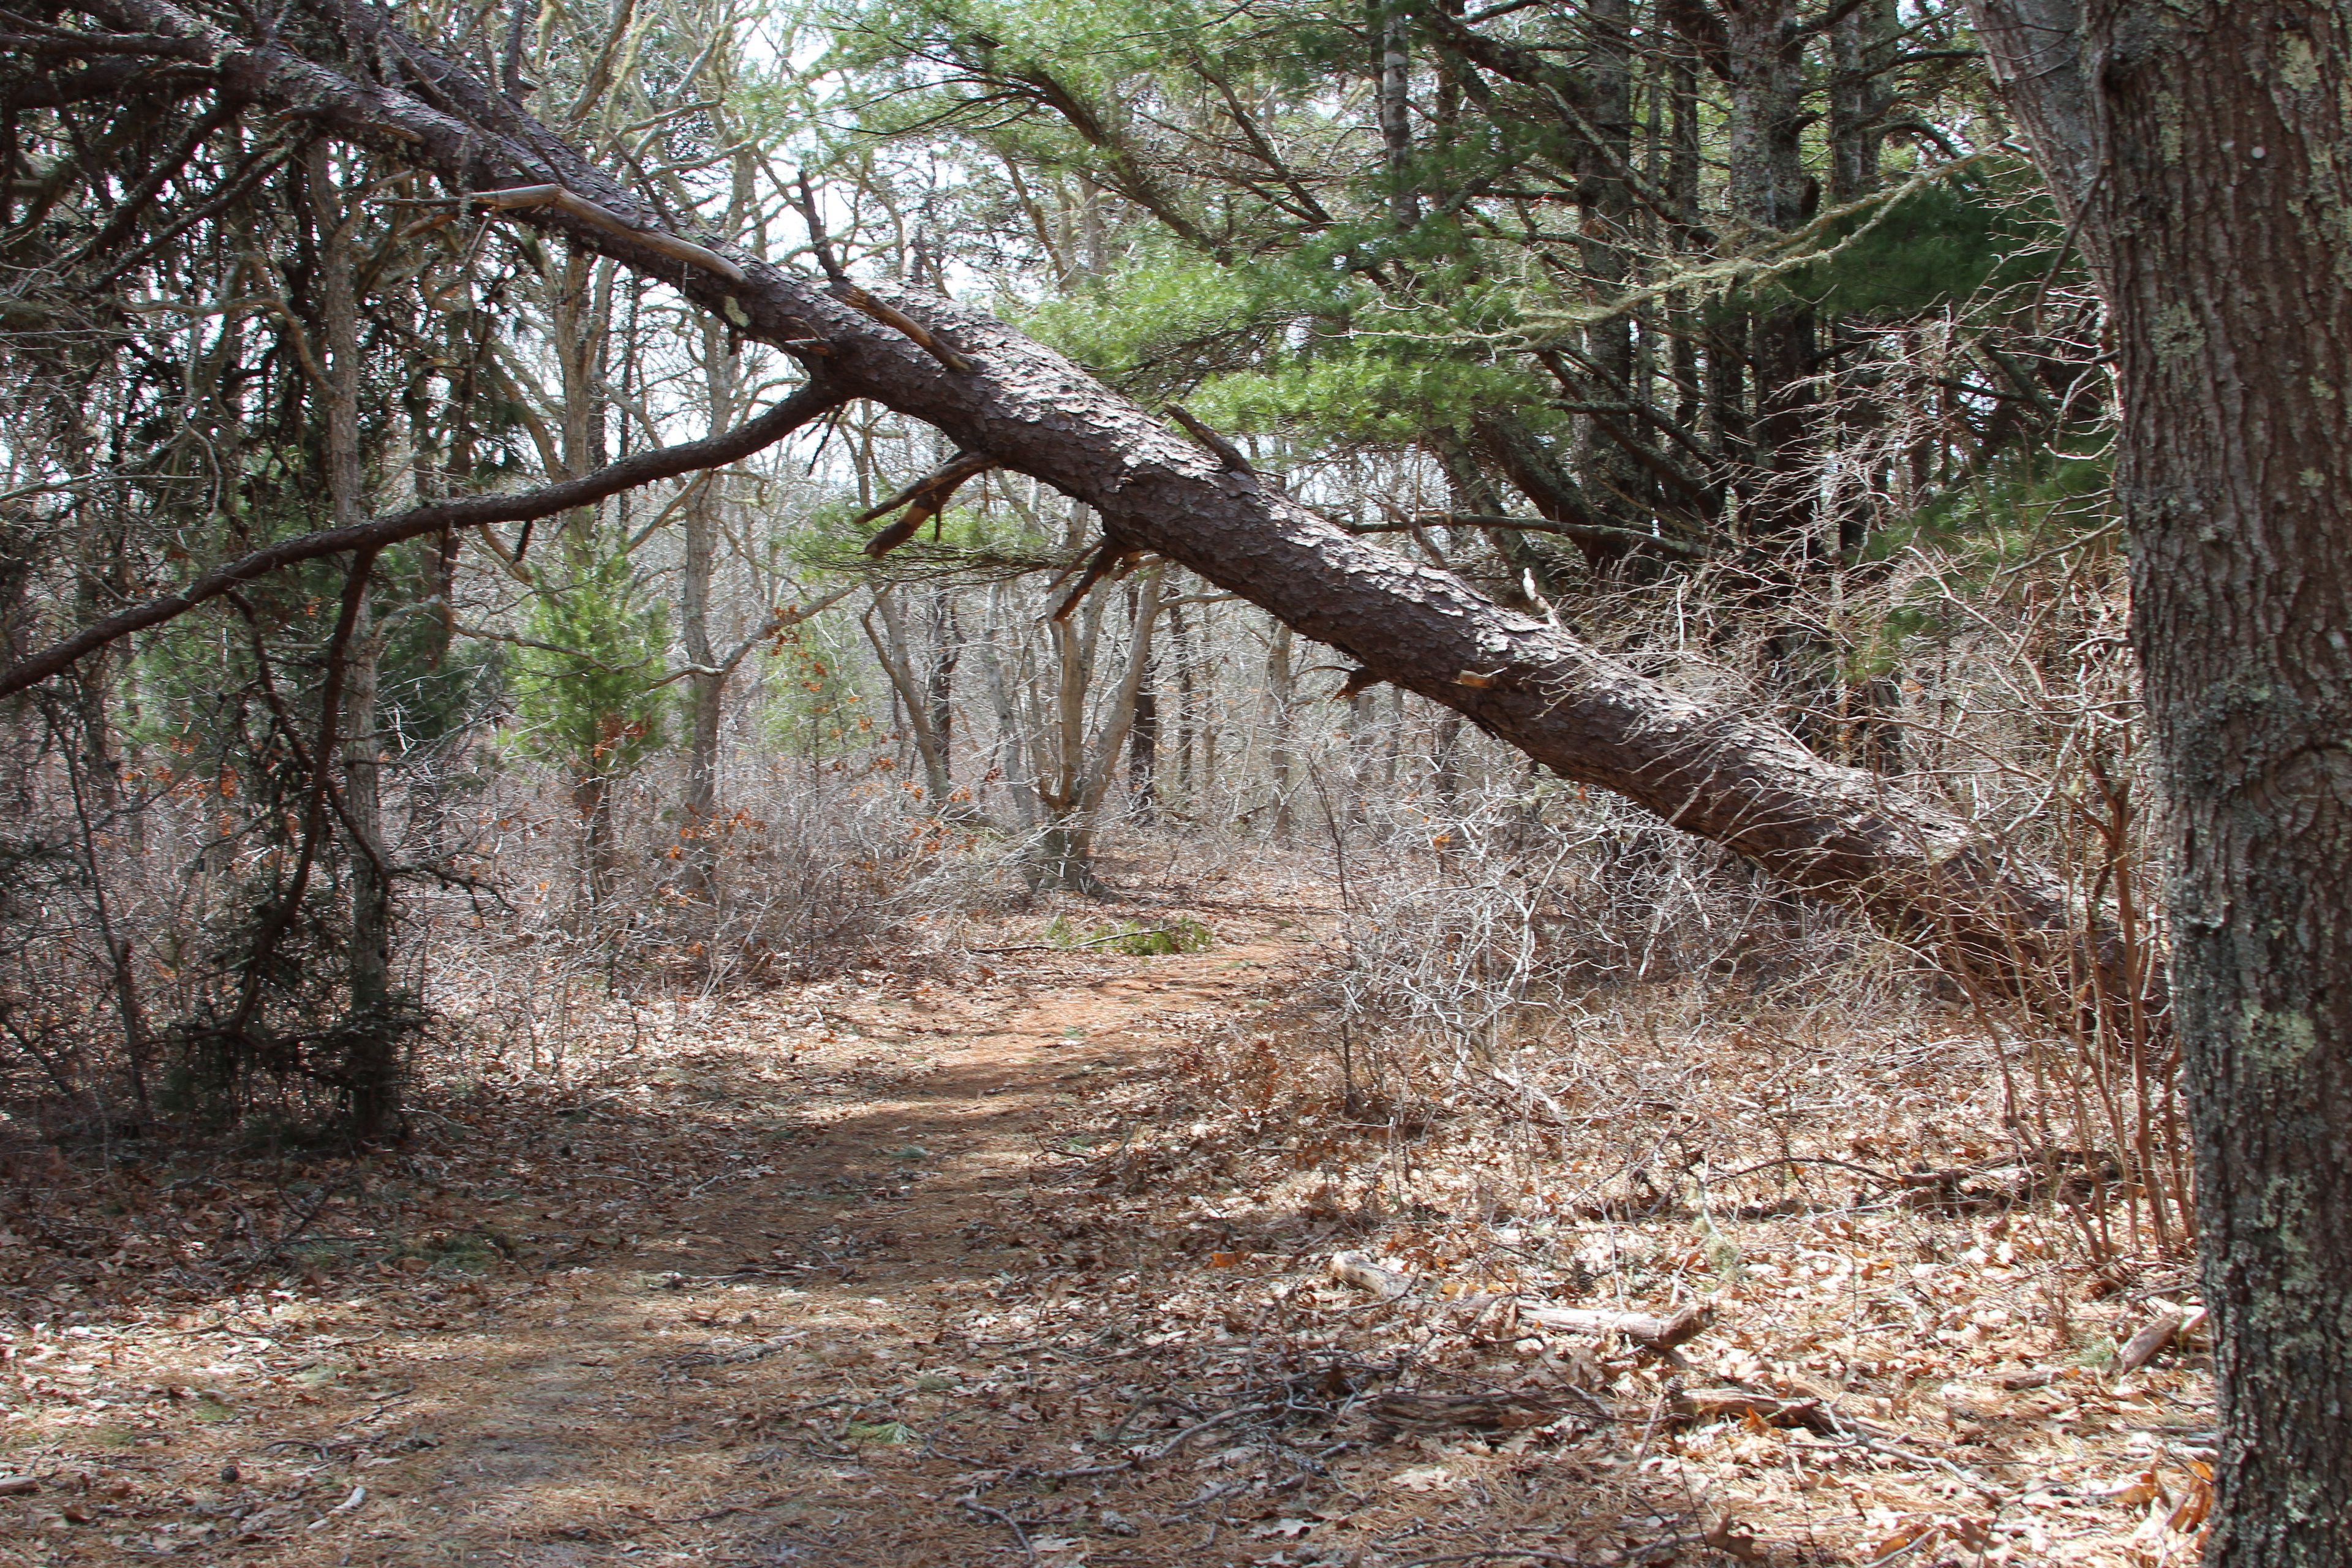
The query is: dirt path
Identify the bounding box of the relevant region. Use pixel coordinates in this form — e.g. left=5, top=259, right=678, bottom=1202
left=9, top=910, right=1336, bottom=1567
left=6, top=896, right=2219, bottom=1568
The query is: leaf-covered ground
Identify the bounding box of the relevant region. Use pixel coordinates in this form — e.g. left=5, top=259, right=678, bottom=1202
left=1, top=889, right=2211, bottom=1566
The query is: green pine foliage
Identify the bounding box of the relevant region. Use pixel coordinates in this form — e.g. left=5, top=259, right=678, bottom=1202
left=509, top=540, right=674, bottom=792
left=1784, top=170, right=2065, bottom=322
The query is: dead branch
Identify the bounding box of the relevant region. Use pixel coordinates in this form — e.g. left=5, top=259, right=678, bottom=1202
left=0, top=377, right=848, bottom=698
left=471, top=183, right=747, bottom=281
left=1518, top=1300, right=1709, bottom=1351
left=854, top=451, right=998, bottom=557
left=1167, top=404, right=1254, bottom=473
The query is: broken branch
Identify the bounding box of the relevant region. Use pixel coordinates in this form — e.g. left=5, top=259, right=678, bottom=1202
left=470, top=183, right=747, bottom=282
left=1049, top=540, right=1140, bottom=621
left=835, top=284, right=976, bottom=374
left=854, top=451, right=998, bottom=557
left=1518, top=1300, right=1708, bottom=1351
left=1167, top=404, right=1254, bottom=473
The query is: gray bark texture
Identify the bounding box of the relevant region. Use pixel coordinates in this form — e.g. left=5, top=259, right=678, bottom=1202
left=1971, top=1, right=2352, bottom=1562
left=83, top=0, right=2106, bottom=991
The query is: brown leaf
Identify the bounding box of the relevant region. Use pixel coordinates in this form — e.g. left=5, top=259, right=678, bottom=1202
left=1704, top=1515, right=1764, bottom=1562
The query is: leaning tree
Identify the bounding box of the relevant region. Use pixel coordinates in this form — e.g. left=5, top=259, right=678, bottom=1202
left=4, top=0, right=2120, bottom=989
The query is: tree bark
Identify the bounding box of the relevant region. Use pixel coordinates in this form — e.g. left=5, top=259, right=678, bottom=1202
left=1971, top=2, right=2352, bottom=1561
left=925, top=591, right=959, bottom=790
left=72, top=0, right=2116, bottom=994
left=311, top=141, right=397, bottom=1140
left=1719, top=0, right=1819, bottom=548
left=1126, top=582, right=1159, bottom=820
left=1375, top=0, right=1418, bottom=232
left=977, top=581, right=1037, bottom=829
left=1573, top=0, right=1649, bottom=554
left=864, top=589, right=953, bottom=809
left=679, top=318, right=737, bottom=894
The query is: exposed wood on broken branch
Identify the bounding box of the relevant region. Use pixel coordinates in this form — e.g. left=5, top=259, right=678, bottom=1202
left=853, top=451, right=997, bottom=557
left=472, top=183, right=747, bottom=282
left=1047, top=540, right=1144, bottom=622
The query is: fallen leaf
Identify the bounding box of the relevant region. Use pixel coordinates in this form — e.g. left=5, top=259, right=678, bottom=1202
left=1388, top=1464, right=1455, bottom=1493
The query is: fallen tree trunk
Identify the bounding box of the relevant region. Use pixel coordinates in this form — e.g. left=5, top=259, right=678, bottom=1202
left=1518, top=1301, right=1709, bottom=1352
left=56, top=0, right=2124, bottom=997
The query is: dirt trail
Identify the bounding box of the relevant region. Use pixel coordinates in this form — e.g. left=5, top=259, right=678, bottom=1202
left=12, top=910, right=1327, bottom=1567
left=7, top=894, right=2220, bottom=1568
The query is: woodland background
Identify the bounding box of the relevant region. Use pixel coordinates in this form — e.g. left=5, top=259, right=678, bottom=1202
left=0, top=0, right=2155, bottom=1162
left=0, top=0, right=2212, bottom=1561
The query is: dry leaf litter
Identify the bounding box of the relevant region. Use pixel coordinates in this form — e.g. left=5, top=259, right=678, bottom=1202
left=1, top=878, right=2211, bottom=1566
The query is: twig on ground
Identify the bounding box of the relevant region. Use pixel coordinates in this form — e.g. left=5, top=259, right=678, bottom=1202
left=957, top=1496, right=1038, bottom=1560
left=1385, top=1551, right=1606, bottom=1567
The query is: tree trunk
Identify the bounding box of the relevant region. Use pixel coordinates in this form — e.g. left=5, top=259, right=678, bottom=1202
left=311, top=141, right=396, bottom=1140
left=86, top=0, right=2121, bottom=995
left=1079, top=564, right=1166, bottom=824
left=925, top=590, right=959, bottom=794
left=679, top=320, right=735, bottom=894
left=1170, top=596, right=1196, bottom=810
left=1264, top=624, right=1295, bottom=840
left=1374, top=0, right=1418, bottom=231
left=1030, top=565, right=1166, bottom=889
left=1972, top=1, right=2352, bottom=1561
left=1828, top=0, right=1896, bottom=206
left=865, top=589, right=952, bottom=809
left=1433, top=701, right=1462, bottom=807
left=978, top=582, right=1036, bottom=828
left=680, top=480, right=724, bottom=861
left=1573, top=0, right=1649, bottom=555
left=1719, top=0, right=1818, bottom=548
left=1128, top=586, right=1159, bottom=821
left=1033, top=576, right=1104, bottom=891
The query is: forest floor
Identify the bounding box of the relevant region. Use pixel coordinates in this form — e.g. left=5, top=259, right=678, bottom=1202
left=3, top=872, right=2214, bottom=1567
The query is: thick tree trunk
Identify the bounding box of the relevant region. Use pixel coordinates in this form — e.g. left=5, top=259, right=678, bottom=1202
left=83, top=0, right=2115, bottom=992
left=1719, top=0, right=1819, bottom=548
left=1574, top=0, right=1649, bottom=552
left=1973, top=2, right=2352, bottom=1562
